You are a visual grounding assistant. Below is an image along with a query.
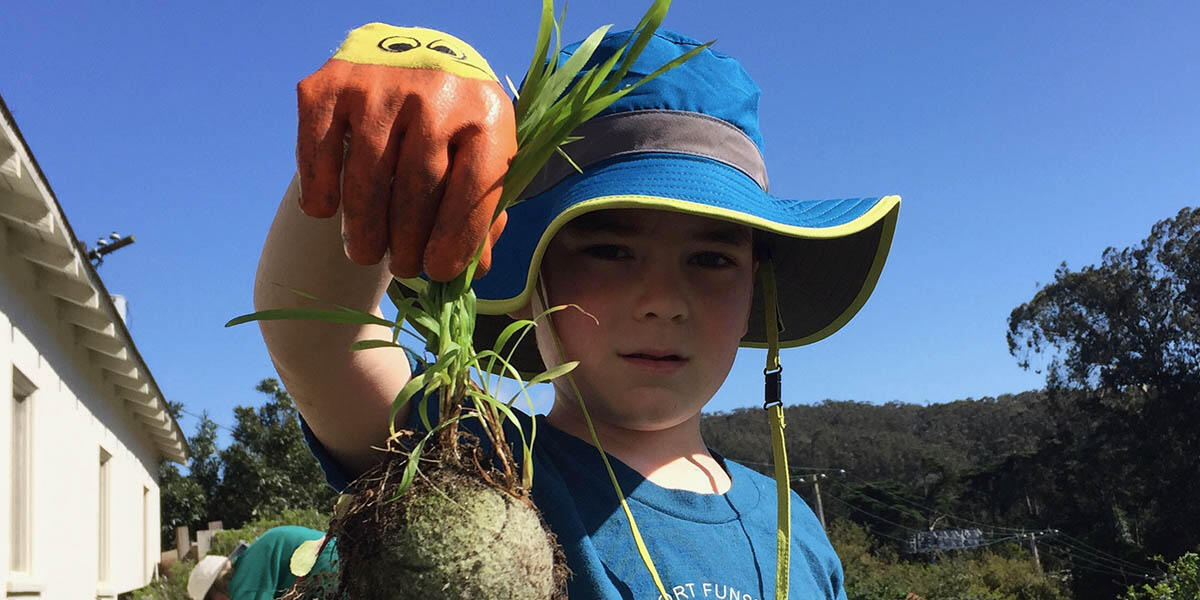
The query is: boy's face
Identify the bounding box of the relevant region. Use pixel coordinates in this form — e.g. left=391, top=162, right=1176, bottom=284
left=533, top=209, right=756, bottom=433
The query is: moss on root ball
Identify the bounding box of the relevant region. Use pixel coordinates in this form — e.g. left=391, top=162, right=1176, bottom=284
left=336, top=466, right=560, bottom=600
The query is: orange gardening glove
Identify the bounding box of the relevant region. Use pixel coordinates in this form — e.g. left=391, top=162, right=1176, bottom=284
left=296, top=24, right=517, bottom=281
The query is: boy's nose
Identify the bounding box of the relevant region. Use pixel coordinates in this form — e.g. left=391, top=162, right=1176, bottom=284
left=632, top=262, right=688, bottom=323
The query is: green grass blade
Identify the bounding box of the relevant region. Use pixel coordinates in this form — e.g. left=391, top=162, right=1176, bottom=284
left=584, top=42, right=711, bottom=118
left=278, top=286, right=400, bottom=323
left=515, top=0, right=557, bottom=119
left=600, top=0, right=671, bottom=94
left=493, top=320, right=537, bottom=355
left=389, top=372, right=427, bottom=436
left=391, top=416, right=463, bottom=500
left=395, top=435, right=426, bottom=498
left=405, top=310, right=440, bottom=339
left=585, top=40, right=630, bottom=97
left=385, top=282, right=417, bottom=315
left=350, top=339, right=405, bottom=351
left=486, top=319, right=537, bottom=377
left=225, top=308, right=394, bottom=328
left=528, top=24, right=611, bottom=126
left=525, top=361, right=580, bottom=387
left=394, top=277, right=427, bottom=294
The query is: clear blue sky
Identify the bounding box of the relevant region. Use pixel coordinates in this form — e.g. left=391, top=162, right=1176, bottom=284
left=3, top=1, right=1197, bottom=443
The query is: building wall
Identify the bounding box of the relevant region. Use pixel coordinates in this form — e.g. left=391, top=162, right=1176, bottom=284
left=0, top=225, right=161, bottom=599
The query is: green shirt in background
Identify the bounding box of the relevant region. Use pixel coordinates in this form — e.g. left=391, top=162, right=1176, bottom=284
left=228, top=525, right=337, bottom=600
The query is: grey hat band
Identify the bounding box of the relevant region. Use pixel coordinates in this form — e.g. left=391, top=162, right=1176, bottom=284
left=518, top=109, right=770, bottom=201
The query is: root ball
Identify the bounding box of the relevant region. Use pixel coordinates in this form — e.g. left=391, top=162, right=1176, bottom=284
left=336, top=466, right=560, bottom=600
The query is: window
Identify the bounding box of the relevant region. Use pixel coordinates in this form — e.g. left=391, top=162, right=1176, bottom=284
left=10, top=367, right=35, bottom=574
left=98, top=447, right=112, bottom=583
left=142, top=486, right=151, bottom=582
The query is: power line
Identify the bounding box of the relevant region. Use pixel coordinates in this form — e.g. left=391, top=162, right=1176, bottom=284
left=747, top=463, right=1044, bottom=541
left=766, top=459, right=1164, bottom=577
left=825, top=476, right=1160, bottom=577
left=837, top=472, right=1034, bottom=535
left=176, top=407, right=237, bottom=435
left=1043, top=542, right=1156, bottom=580
left=729, top=457, right=847, bottom=473
left=1043, top=536, right=1162, bottom=579
left=1041, top=541, right=1158, bottom=581
left=823, top=490, right=928, bottom=537
left=749, top=462, right=1164, bottom=583
left=826, top=492, right=1042, bottom=555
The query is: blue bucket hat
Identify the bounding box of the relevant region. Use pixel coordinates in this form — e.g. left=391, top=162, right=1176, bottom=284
left=470, top=29, right=900, bottom=373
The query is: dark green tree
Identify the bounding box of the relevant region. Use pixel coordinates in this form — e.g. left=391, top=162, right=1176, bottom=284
left=1006, top=206, right=1200, bottom=598
left=213, top=379, right=337, bottom=528
left=1008, top=206, right=1199, bottom=394
left=157, top=400, right=207, bottom=547
left=188, top=411, right=223, bottom=522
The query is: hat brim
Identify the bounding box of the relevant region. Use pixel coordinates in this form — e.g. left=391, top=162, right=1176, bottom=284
left=400, top=152, right=900, bottom=376
left=187, top=555, right=229, bottom=600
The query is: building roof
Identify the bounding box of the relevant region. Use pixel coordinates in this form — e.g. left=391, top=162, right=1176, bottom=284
left=0, top=93, right=188, bottom=464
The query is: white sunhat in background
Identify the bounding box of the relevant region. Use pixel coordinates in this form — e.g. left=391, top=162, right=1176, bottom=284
left=187, top=555, right=229, bottom=600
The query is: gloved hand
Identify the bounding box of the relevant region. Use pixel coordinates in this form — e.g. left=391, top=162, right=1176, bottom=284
left=296, top=23, right=516, bottom=281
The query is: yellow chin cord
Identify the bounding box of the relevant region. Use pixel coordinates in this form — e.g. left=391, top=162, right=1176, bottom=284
left=762, top=260, right=791, bottom=599
left=536, top=280, right=672, bottom=600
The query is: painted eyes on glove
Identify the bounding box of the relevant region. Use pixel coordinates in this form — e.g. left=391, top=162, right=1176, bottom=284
left=378, top=36, right=420, bottom=52
left=427, top=40, right=467, bottom=60
left=377, top=36, right=468, bottom=61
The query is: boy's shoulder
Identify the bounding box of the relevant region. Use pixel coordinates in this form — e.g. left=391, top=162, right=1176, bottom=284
left=721, top=456, right=782, bottom=492
left=721, top=457, right=829, bottom=532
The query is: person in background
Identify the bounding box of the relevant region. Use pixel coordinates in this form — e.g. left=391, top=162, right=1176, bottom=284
left=186, top=525, right=336, bottom=600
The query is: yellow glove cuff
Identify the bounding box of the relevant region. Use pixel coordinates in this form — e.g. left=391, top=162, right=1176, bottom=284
left=332, top=23, right=500, bottom=83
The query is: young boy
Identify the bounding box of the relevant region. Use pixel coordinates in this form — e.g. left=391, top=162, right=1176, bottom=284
left=255, top=23, right=899, bottom=599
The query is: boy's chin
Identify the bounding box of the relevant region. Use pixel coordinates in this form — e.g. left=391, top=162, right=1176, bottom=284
left=555, top=390, right=708, bottom=433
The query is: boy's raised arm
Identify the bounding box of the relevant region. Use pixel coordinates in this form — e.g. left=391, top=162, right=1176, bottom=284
left=255, top=175, right=406, bottom=479
left=254, top=23, right=516, bottom=480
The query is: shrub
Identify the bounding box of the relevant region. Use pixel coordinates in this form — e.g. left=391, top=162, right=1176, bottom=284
left=828, top=520, right=1067, bottom=600
left=210, top=507, right=330, bottom=555
left=126, top=559, right=194, bottom=600
left=1121, top=552, right=1199, bottom=600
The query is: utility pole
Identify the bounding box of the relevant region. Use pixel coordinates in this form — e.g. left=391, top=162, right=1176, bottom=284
left=1028, top=533, right=1042, bottom=574
left=807, top=474, right=827, bottom=529
left=796, top=469, right=845, bottom=530
left=1026, top=529, right=1058, bottom=574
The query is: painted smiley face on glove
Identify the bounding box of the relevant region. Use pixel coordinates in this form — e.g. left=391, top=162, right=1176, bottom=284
left=332, top=23, right=500, bottom=83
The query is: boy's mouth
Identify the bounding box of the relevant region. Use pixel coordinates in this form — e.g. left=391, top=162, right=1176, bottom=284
left=622, top=353, right=683, bottom=360
left=618, top=351, right=688, bottom=371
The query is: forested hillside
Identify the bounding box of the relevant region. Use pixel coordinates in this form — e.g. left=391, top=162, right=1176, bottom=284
left=703, top=387, right=1197, bottom=600
left=704, top=391, right=1049, bottom=491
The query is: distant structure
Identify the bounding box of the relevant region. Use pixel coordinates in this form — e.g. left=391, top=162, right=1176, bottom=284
left=1, top=93, right=188, bottom=598
left=905, top=529, right=985, bottom=553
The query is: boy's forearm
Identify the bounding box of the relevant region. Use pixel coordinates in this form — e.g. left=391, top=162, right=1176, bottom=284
left=254, top=175, right=393, bottom=354
left=254, top=175, right=409, bottom=476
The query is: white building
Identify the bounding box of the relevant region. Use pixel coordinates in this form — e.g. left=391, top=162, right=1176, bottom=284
left=0, top=95, right=189, bottom=599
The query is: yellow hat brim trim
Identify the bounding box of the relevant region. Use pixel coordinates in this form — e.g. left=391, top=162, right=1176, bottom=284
left=460, top=193, right=899, bottom=331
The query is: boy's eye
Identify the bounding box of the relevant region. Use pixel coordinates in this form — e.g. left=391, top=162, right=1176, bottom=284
left=690, top=252, right=736, bottom=269
left=582, top=245, right=631, bottom=260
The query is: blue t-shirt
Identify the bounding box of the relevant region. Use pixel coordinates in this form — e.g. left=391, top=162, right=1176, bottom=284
left=299, top=354, right=846, bottom=600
